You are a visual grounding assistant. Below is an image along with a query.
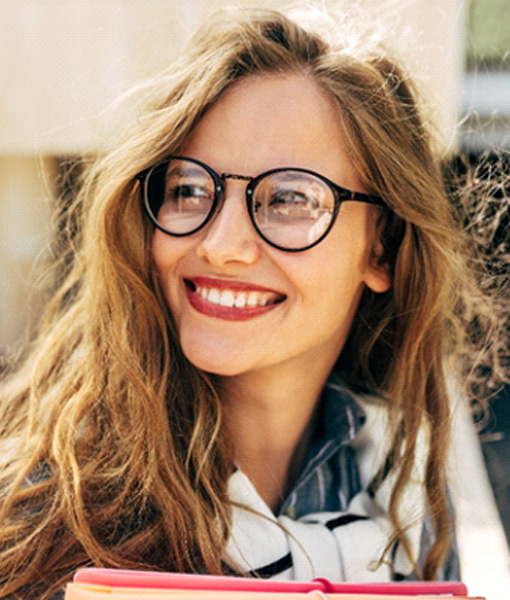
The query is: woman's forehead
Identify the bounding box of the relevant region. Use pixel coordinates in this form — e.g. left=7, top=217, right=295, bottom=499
left=180, top=73, right=361, bottom=190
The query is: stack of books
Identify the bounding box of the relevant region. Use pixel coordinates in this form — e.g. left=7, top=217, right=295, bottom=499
left=64, top=569, right=484, bottom=599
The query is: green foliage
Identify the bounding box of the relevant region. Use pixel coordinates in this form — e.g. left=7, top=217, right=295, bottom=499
left=467, top=0, right=510, bottom=68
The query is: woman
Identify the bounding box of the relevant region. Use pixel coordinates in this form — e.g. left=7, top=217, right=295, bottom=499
left=0, top=7, right=501, bottom=599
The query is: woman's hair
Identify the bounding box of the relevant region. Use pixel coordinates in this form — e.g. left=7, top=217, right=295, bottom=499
left=0, top=6, right=506, bottom=598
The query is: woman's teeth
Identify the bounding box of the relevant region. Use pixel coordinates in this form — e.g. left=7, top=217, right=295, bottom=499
left=195, top=286, right=277, bottom=308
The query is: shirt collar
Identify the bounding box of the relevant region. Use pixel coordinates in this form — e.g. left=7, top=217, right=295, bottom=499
left=297, top=376, right=366, bottom=480
left=319, top=376, right=366, bottom=446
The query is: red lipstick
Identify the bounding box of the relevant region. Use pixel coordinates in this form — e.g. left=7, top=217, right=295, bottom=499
left=184, top=277, right=286, bottom=321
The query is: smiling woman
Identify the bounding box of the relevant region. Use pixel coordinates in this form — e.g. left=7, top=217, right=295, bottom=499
left=152, top=74, right=390, bottom=381
left=0, top=6, right=505, bottom=600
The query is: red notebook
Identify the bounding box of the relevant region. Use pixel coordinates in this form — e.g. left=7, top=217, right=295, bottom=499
left=64, top=568, right=484, bottom=599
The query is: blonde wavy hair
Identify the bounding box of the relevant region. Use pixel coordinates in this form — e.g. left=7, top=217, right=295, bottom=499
left=0, top=7, right=505, bottom=598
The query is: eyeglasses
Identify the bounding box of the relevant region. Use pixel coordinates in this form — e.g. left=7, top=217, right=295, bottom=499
left=136, top=156, right=385, bottom=252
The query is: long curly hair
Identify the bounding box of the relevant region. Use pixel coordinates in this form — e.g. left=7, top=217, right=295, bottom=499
left=0, top=7, right=506, bottom=598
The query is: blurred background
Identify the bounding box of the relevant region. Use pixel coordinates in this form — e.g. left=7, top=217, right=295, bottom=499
left=0, top=0, right=509, bottom=597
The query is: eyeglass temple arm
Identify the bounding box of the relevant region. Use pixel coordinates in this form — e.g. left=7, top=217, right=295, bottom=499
left=340, top=188, right=386, bottom=207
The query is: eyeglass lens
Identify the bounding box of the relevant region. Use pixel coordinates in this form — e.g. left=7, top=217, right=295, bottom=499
left=144, top=158, right=336, bottom=250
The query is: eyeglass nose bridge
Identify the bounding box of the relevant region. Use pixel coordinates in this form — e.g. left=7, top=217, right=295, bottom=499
left=217, top=172, right=261, bottom=225
left=221, top=172, right=253, bottom=182
left=217, top=172, right=257, bottom=213
left=208, top=171, right=256, bottom=219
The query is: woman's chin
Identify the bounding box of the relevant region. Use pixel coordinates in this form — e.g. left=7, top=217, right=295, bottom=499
left=188, top=359, right=250, bottom=378
left=180, top=345, right=254, bottom=378
left=176, top=324, right=263, bottom=377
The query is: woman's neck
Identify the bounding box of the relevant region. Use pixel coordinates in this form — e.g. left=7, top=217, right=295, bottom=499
left=222, top=363, right=329, bottom=513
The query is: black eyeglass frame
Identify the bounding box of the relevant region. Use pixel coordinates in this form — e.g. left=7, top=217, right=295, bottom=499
left=135, top=155, right=386, bottom=252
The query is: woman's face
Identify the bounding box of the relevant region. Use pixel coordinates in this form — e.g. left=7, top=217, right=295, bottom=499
left=152, top=73, right=390, bottom=378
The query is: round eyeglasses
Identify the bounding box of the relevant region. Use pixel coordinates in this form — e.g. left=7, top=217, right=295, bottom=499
left=136, top=156, right=386, bottom=252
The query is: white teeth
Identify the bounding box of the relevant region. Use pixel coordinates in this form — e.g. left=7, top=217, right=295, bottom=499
left=234, top=294, right=246, bottom=308
left=219, top=290, right=235, bottom=307
left=247, top=292, right=259, bottom=307
left=194, top=285, right=279, bottom=309
left=208, top=288, right=220, bottom=304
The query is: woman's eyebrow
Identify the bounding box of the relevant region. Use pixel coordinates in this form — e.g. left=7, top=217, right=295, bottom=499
left=167, top=166, right=206, bottom=177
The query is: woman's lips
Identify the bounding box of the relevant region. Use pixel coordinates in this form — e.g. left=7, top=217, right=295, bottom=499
left=184, top=277, right=286, bottom=321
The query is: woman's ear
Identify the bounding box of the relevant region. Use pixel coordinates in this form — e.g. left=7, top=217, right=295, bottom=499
left=364, top=241, right=392, bottom=293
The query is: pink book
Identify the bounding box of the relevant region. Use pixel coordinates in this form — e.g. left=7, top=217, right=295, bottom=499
left=64, top=568, right=484, bottom=599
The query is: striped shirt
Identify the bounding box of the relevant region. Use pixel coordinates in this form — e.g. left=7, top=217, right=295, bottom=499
left=46, top=379, right=459, bottom=599
left=224, top=378, right=460, bottom=581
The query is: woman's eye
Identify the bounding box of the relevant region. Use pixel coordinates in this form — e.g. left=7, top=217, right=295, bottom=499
left=269, top=191, right=319, bottom=214
left=165, top=184, right=211, bottom=208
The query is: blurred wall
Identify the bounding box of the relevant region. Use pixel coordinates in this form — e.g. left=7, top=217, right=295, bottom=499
left=0, top=0, right=464, bottom=155
left=462, top=0, right=510, bottom=149
left=0, top=0, right=465, bottom=351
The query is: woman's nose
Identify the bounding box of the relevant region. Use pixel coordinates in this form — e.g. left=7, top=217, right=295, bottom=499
left=196, top=182, right=262, bottom=267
